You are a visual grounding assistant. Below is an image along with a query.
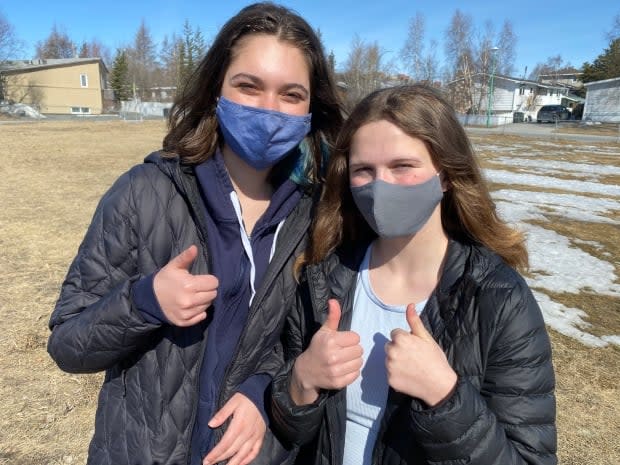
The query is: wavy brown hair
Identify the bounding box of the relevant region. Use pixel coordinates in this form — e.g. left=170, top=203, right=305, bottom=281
left=162, top=2, right=343, bottom=184
left=304, top=84, right=528, bottom=270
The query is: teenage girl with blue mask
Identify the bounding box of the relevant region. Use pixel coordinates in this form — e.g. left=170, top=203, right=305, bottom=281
left=47, top=3, right=343, bottom=465
left=270, top=85, right=557, bottom=465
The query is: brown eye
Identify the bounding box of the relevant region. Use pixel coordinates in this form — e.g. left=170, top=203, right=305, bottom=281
left=238, top=82, right=257, bottom=92
left=284, top=92, right=303, bottom=102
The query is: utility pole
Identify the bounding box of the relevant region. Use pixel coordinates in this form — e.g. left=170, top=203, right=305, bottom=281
left=486, top=46, right=499, bottom=127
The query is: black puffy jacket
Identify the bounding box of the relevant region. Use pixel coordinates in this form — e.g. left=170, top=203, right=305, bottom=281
left=48, top=152, right=313, bottom=465
left=271, top=240, right=557, bottom=465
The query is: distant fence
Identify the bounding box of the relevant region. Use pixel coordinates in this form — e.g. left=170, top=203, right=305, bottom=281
left=458, top=114, right=514, bottom=127
left=119, top=100, right=173, bottom=120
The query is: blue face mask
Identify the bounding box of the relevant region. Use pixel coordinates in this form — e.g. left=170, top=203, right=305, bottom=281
left=216, top=96, right=312, bottom=170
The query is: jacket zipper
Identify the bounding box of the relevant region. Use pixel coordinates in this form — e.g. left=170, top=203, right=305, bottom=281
left=323, top=276, right=356, bottom=465
left=213, top=198, right=311, bottom=443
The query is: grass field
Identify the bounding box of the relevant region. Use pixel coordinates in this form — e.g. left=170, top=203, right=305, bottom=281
left=0, top=120, right=618, bottom=464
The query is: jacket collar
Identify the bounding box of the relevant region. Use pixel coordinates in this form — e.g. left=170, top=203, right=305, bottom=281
left=305, top=239, right=479, bottom=333
left=144, top=151, right=213, bottom=271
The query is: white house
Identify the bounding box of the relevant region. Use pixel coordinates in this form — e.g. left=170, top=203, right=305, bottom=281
left=583, top=77, right=620, bottom=123
left=447, top=73, right=577, bottom=124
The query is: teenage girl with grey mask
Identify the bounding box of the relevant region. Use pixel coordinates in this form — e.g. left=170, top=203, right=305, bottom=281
left=270, top=85, right=557, bottom=465
left=47, top=4, right=343, bottom=465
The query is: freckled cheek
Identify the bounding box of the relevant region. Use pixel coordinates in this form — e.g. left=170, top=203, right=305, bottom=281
left=401, top=172, right=433, bottom=186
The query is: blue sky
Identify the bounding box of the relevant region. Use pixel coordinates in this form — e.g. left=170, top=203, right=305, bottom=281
left=2, top=0, right=618, bottom=78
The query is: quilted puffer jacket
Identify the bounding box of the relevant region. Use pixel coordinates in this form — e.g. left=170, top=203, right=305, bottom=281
left=48, top=152, right=313, bottom=465
left=271, top=240, right=557, bottom=465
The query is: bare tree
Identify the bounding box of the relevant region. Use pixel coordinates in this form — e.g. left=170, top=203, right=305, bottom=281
left=443, top=11, right=518, bottom=113
left=36, top=24, right=75, bottom=59
left=340, top=35, right=391, bottom=110
left=400, top=13, right=439, bottom=84
left=158, top=33, right=181, bottom=89
left=0, top=11, right=21, bottom=62
left=126, top=19, right=157, bottom=99
left=77, top=38, right=110, bottom=64
left=421, top=39, right=439, bottom=83
left=529, top=55, right=576, bottom=82
left=474, top=20, right=496, bottom=77
left=0, top=11, right=21, bottom=101
left=401, top=13, right=424, bottom=80
left=444, top=10, right=476, bottom=111
left=496, top=20, right=517, bottom=76
left=470, top=20, right=495, bottom=112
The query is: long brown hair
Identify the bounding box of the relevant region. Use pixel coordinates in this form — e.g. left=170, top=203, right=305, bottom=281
left=305, top=84, right=528, bottom=270
left=162, top=2, right=343, bottom=185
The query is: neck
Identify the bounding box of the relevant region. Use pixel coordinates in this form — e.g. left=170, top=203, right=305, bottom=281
left=221, top=144, right=272, bottom=200
left=371, top=213, right=449, bottom=278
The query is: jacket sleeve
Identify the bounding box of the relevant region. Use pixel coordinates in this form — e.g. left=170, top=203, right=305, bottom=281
left=269, top=277, right=330, bottom=446
left=47, top=167, right=163, bottom=374
left=409, top=279, right=557, bottom=465
left=237, top=341, right=288, bottom=425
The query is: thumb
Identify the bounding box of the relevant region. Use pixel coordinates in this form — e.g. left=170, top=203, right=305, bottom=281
left=322, top=299, right=341, bottom=331
left=406, top=304, right=433, bottom=341
left=169, top=245, right=197, bottom=271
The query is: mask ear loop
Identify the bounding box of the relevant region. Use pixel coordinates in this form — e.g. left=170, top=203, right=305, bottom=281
left=437, top=171, right=450, bottom=192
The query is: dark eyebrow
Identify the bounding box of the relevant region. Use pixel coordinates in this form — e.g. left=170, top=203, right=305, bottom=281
left=229, top=73, right=309, bottom=99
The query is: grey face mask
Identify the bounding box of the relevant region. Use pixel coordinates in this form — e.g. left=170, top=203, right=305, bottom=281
left=350, top=175, right=444, bottom=238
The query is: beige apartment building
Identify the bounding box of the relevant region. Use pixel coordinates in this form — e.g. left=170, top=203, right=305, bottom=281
left=1, top=58, right=108, bottom=115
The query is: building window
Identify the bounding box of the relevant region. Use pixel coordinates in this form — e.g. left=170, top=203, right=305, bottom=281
left=519, top=86, right=525, bottom=95
left=71, top=106, right=91, bottom=114
left=80, top=74, right=88, bottom=87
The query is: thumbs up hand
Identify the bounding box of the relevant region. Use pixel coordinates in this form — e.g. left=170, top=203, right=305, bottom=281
left=385, top=304, right=457, bottom=407
left=290, top=299, right=363, bottom=405
left=153, top=245, right=219, bottom=327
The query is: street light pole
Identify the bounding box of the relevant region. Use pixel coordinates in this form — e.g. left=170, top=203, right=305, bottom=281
left=486, top=46, right=499, bottom=127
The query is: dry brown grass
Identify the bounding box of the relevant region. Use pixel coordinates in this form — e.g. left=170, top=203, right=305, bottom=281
left=0, top=120, right=165, bottom=465
left=555, top=122, right=620, bottom=137
left=0, top=121, right=618, bottom=464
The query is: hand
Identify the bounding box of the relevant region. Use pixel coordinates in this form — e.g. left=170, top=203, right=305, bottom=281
left=290, top=299, right=363, bottom=405
left=203, top=393, right=266, bottom=465
left=153, top=245, right=219, bottom=327
left=385, top=304, right=457, bottom=407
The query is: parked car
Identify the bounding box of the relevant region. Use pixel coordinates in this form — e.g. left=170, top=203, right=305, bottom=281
left=537, top=105, right=571, bottom=123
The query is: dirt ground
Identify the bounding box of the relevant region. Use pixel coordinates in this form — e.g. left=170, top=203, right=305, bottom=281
left=0, top=120, right=618, bottom=464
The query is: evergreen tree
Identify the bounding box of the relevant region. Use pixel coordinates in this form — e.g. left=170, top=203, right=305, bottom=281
left=177, top=20, right=207, bottom=90
left=328, top=50, right=336, bottom=73
left=582, top=38, right=620, bottom=83
left=78, top=42, right=89, bottom=58
left=110, top=49, right=131, bottom=102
